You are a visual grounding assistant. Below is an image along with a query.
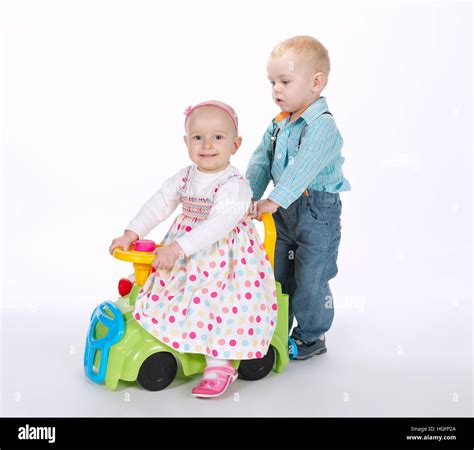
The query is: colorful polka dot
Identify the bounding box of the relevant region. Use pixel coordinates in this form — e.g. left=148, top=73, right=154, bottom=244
left=132, top=211, right=278, bottom=361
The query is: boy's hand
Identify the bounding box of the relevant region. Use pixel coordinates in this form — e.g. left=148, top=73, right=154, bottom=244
left=109, top=230, right=139, bottom=255
left=152, top=241, right=184, bottom=270
left=255, top=199, right=280, bottom=220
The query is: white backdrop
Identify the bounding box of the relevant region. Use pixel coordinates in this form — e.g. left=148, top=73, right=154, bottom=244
left=1, top=0, right=472, bottom=417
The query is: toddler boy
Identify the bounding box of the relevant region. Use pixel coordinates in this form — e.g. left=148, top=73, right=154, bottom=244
left=246, top=36, right=350, bottom=360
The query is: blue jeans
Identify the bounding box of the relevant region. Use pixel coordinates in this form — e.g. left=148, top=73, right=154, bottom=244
left=273, top=190, right=342, bottom=342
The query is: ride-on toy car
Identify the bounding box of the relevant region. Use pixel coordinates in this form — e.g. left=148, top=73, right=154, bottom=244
left=84, top=213, right=289, bottom=391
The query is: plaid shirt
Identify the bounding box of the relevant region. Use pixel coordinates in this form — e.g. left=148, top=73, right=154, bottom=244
left=246, top=96, right=350, bottom=209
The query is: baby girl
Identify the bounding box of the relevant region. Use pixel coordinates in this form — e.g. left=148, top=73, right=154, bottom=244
left=109, top=101, right=278, bottom=398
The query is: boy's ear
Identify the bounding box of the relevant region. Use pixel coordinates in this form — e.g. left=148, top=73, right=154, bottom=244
left=312, top=72, right=326, bottom=92
left=232, top=136, right=243, bottom=154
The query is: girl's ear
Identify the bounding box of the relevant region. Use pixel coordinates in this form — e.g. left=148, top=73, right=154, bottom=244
left=233, top=136, right=243, bottom=154
left=183, top=135, right=188, bottom=146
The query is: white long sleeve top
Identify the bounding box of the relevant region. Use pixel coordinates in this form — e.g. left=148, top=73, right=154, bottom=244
left=126, top=163, right=252, bottom=257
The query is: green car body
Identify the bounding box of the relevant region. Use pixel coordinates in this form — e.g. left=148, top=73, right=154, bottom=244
left=91, top=281, right=289, bottom=390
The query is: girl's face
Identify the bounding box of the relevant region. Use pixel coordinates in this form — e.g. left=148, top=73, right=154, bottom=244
left=267, top=51, right=320, bottom=115
left=184, top=107, right=242, bottom=173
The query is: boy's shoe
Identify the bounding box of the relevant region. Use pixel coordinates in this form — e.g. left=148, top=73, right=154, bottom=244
left=288, top=335, right=327, bottom=360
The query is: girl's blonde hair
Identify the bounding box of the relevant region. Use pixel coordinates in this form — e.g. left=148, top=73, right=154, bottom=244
left=271, top=35, right=331, bottom=79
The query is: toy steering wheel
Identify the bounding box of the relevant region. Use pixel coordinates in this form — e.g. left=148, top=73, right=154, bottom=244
left=113, top=213, right=276, bottom=286
left=113, top=240, right=162, bottom=286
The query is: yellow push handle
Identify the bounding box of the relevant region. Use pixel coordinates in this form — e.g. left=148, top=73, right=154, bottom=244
left=112, top=214, right=277, bottom=286
left=260, top=212, right=276, bottom=272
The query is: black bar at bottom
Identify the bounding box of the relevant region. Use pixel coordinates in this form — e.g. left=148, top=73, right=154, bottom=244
left=0, top=417, right=472, bottom=449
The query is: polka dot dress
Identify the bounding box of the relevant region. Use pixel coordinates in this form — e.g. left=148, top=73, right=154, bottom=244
left=133, top=167, right=278, bottom=360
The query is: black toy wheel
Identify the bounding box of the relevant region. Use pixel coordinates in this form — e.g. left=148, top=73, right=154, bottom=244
left=238, top=346, right=275, bottom=381
left=137, top=352, right=177, bottom=391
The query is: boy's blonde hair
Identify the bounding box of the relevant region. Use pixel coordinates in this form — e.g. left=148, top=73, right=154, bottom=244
left=271, top=35, right=331, bottom=81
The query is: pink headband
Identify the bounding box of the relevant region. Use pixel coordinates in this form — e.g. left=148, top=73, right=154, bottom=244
left=184, top=100, right=239, bottom=134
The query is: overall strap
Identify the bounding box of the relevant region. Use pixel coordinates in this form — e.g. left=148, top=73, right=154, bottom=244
left=296, top=111, right=333, bottom=148
left=268, top=111, right=289, bottom=175
left=178, top=165, right=194, bottom=195
left=269, top=126, right=281, bottom=175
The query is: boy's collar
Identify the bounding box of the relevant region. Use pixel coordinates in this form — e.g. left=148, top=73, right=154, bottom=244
left=274, top=111, right=291, bottom=123
left=273, top=96, right=329, bottom=125
left=300, top=96, right=328, bottom=124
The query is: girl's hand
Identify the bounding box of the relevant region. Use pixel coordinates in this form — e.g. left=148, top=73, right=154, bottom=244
left=152, top=241, right=184, bottom=270
left=109, top=230, right=139, bottom=255
left=247, top=199, right=257, bottom=219
left=255, top=199, right=280, bottom=220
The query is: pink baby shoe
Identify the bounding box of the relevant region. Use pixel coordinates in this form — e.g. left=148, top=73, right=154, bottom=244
left=191, top=365, right=238, bottom=398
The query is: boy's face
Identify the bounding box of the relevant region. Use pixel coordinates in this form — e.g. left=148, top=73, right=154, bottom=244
left=267, top=51, right=322, bottom=114
left=184, top=106, right=242, bottom=174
